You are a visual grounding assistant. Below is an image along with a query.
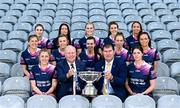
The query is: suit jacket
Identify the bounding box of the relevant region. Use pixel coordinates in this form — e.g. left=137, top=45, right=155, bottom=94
left=56, top=59, right=86, bottom=100
left=94, top=57, right=127, bottom=102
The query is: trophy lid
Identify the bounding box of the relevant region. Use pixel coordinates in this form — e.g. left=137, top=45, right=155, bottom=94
left=78, top=71, right=102, bottom=82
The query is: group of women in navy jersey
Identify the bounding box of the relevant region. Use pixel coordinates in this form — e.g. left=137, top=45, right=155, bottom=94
left=20, top=21, right=159, bottom=100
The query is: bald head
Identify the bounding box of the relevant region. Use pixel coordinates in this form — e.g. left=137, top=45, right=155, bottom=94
left=65, top=45, right=77, bottom=63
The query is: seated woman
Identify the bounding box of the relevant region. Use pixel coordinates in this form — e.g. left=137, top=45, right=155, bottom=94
left=114, top=32, right=130, bottom=64
left=51, top=35, right=69, bottom=66
left=34, top=24, right=52, bottom=49
left=30, top=48, right=57, bottom=97
left=20, top=35, right=40, bottom=78
left=125, top=46, right=156, bottom=97
left=138, top=32, right=160, bottom=71
left=78, top=37, right=101, bottom=71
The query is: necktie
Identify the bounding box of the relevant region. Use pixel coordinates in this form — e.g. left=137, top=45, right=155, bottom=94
left=102, top=63, right=111, bottom=95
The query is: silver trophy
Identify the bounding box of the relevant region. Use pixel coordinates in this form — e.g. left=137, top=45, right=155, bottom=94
left=78, top=71, right=102, bottom=97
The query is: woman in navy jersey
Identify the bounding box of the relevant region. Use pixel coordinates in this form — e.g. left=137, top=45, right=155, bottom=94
left=34, top=24, right=52, bottom=49
left=114, top=32, right=130, bottom=64
left=52, top=23, right=71, bottom=49
left=76, top=22, right=102, bottom=54
left=126, top=21, right=142, bottom=51
left=79, top=37, right=101, bottom=71
left=103, top=21, right=119, bottom=45
left=51, top=35, right=69, bottom=66
left=138, top=32, right=160, bottom=71
left=30, top=48, right=57, bottom=96
left=125, top=46, right=156, bottom=97
left=20, top=35, right=40, bottom=78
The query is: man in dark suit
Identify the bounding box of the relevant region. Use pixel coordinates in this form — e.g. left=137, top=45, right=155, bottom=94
left=56, top=45, right=86, bottom=100
left=94, top=43, right=127, bottom=102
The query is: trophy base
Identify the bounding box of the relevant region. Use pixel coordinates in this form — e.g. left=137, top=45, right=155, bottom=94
left=82, top=85, right=97, bottom=97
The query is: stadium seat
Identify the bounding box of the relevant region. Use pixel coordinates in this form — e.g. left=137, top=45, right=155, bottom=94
left=153, top=77, right=179, bottom=102
left=139, top=9, right=155, bottom=17
left=152, top=3, right=167, bottom=11
left=124, top=15, right=142, bottom=24
left=89, top=3, right=104, bottom=10
left=14, top=23, right=32, bottom=33
left=0, top=31, right=8, bottom=42
left=10, top=4, right=25, bottom=12
left=36, top=16, right=53, bottom=25
left=0, top=10, right=5, bottom=18
left=0, top=95, right=25, bottom=108
left=23, top=10, right=38, bottom=18
left=2, top=40, right=24, bottom=52
left=94, top=22, right=108, bottom=31
left=163, top=49, right=180, bottom=65
left=168, top=3, right=180, bottom=11
left=151, top=30, right=171, bottom=42
left=56, top=10, right=71, bottom=18
left=167, top=22, right=180, bottom=33
left=29, top=0, right=44, bottom=5
left=0, top=23, right=13, bottom=33
left=160, top=14, right=178, bottom=24
left=136, top=3, right=151, bottom=11
left=124, top=94, right=155, bottom=108
left=163, top=0, right=178, bottom=5
left=171, top=62, right=180, bottom=83
left=0, top=50, right=17, bottom=64
left=105, top=9, right=121, bottom=17
left=59, top=95, right=89, bottom=108
left=57, top=4, right=73, bottom=12
left=107, top=15, right=124, bottom=23
left=39, top=10, right=55, bottom=18
left=70, top=30, right=85, bottom=39
left=122, top=9, right=138, bottom=18
left=149, top=0, right=162, bottom=5
left=89, top=0, right=103, bottom=3
left=151, top=40, right=157, bottom=49
left=89, top=15, right=106, bottom=23
left=71, top=16, right=88, bottom=24
left=0, top=80, right=1, bottom=94
left=71, top=22, right=86, bottom=31
left=0, top=62, right=10, bottom=82
left=120, top=30, right=130, bottom=38
left=10, top=63, right=24, bottom=77
left=157, top=39, right=178, bottom=53
left=157, top=95, right=180, bottom=108
left=59, top=0, right=73, bottom=5
left=49, top=30, right=58, bottom=40
left=173, top=10, right=180, bottom=18
left=44, top=0, right=58, bottom=6
left=104, top=2, right=119, bottom=11
left=118, top=0, right=133, bottom=5
left=73, top=3, right=88, bottom=10
left=89, top=9, right=105, bottom=17
left=133, top=0, right=148, bottom=5
left=72, top=9, right=88, bottom=17
left=74, top=0, right=88, bottom=4
left=142, top=15, right=160, bottom=24
left=157, top=62, right=170, bottom=77
left=15, top=0, right=29, bottom=6
left=117, top=22, right=128, bottom=31
left=172, top=30, right=180, bottom=42
left=92, top=95, right=122, bottom=108
left=0, top=15, right=18, bottom=25
left=156, top=9, right=172, bottom=18
left=2, top=77, right=31, bottom=101
left=0, top=0, right=14, bottom=5
left=18, top=16, right=36, bottom=25
left=26, top=4, right=41, bottom=12
left=42, top=4, right=57, bottom=11
left=52, top=23, right=62, bottom=31
left=94, top=30, right=108, bottom=38
left=0, top=4, right=10, bottom=12
left=147, top=22, right=165, bottom=32
left=27, top=95, right=57, bottom=108
left=120, top=3, right=135, bottom=11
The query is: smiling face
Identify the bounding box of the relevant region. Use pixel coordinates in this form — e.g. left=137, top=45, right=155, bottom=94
left=103, top=45, right=115, bottom=62
left=139, top=34, right=150, bottom=47
left=110, top=24, right=118, bottom=36
left=65, top=45, right=76, bottom=63
left=85, top=23, right=94, bottom=37
left=58, top=36, right=68, bottom=49
left=35, top=26, right=44, bottom=37
left=39, top=51, right=50, bottom=65
left=86, top=38, right=95, bottom=51
left=132, top=48, right=143, bottom=61
left=115, top=35, right=124, bottom=48
left=28, top=36, right=38, bottom=49
left=132, top=22, right=142, bottom=36
left=60, top=25, right=68, bottom=35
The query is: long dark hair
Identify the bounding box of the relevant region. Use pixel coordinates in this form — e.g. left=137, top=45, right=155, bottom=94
left=131, top=21, right=143, bottom=40
left=58, top=23, right=71, bottom=44
left=138, top=32, right=151, bottom=48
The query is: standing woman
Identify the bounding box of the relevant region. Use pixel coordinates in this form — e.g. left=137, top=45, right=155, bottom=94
left=76, top=22, right=102, bottom=54
left=126, top=21, right=143, bottom=51
left=34, top=24, right=52, bottom=49
left=114, top=32, right=130, bottom=64
left=103, top=21, right=119, bottom=45
left=20, top=35, right=40, bottom=78
left=30, top=48, right=57, bottom=96
left=125, top=46, right=157, bottom=97
left=79, top=37, right=101, bottom=71
left=51, top=35, right=69, bottom=66
left=138, top=32, right=160, bottom=71
left=52, top=23, right=71, bottom=49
